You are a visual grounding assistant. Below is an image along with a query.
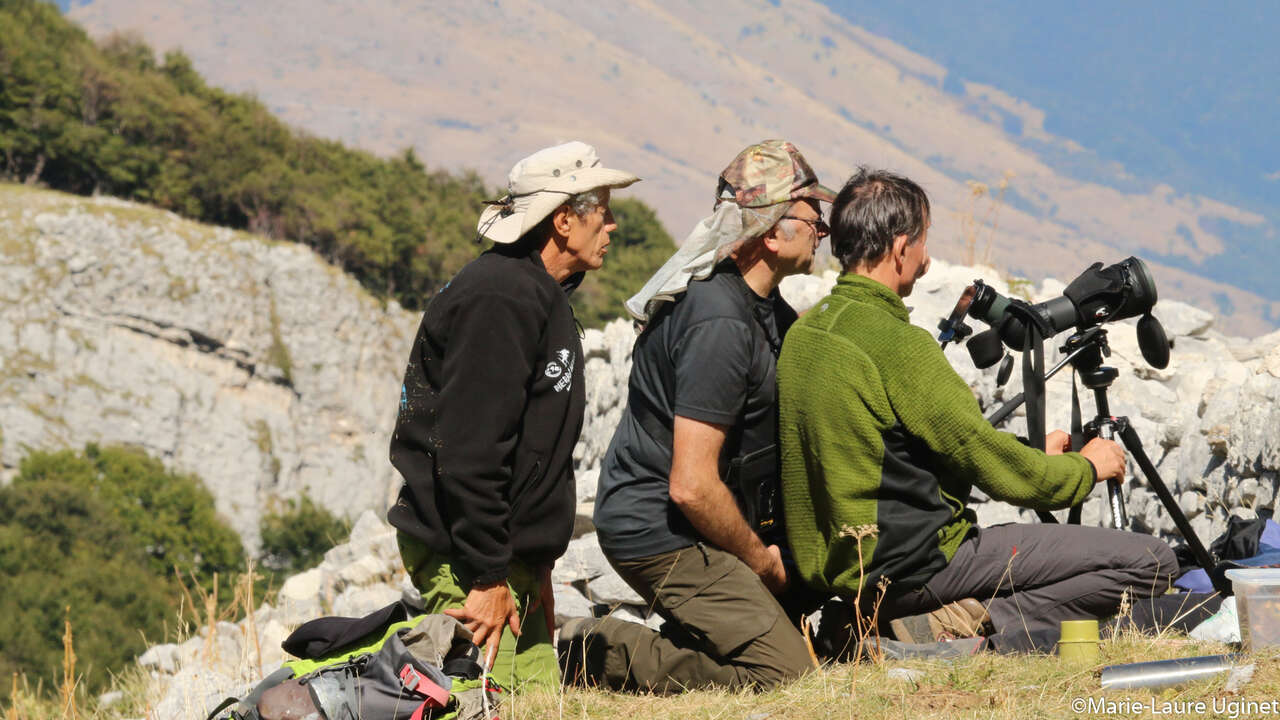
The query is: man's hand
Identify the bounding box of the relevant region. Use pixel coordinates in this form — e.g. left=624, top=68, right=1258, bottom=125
left=1044, top=430, right=1071, bottom=456
left=1080, top=437, right=1126, bottom=483
left=753, top=544, right=788, bottom=594
left=443, top=581, right=520, bottom=668
left=536, top=565, right=556, bottom=636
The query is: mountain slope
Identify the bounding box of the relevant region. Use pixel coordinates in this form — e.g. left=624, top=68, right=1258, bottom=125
left=0, top=183, right=413, bottom=546
left=67, top=0, right=1280, bottom=335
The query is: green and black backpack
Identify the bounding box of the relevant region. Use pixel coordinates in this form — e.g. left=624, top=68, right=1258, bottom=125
left=207, top=601, right=501, bottom=720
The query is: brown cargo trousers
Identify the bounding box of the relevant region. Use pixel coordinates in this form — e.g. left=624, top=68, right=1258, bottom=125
left=576, top=543, right=814, bottom=693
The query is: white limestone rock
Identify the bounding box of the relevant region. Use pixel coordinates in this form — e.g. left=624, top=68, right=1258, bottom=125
left=607, top=605, right=663, bottom=630
left=1, top=195, right=410, bottom=550
left=586, top=571, right=645, bottom=606
left=553, top=532, right=611, bottom=584
left=553, top=584, right=596, bottom=625
left=575, top=467, right=601, bottom=505
left=151, top=666, right=240, bottom=720
left=1158, top=300, right=1215, bottom=338
left=138, top=643, right=182, bottom=675
left=331, top=584, right=403, bottom=619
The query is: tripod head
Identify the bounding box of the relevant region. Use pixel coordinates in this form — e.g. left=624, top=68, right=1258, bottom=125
left=1061, top=327, right=1119, bottom=391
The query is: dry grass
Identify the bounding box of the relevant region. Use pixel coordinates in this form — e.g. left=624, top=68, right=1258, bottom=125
left=6, top=612, right=1280, bottom=719
left=959, top=172, right=1014, bottom=269
left=3, top=567, right=267, bottom=720
left=507, top=637, right=1279, bottom=720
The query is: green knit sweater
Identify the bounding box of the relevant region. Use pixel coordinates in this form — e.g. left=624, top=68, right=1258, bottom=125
left=778, top=273, right=1094, bottom=597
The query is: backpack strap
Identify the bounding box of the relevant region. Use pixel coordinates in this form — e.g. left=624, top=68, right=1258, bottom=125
left=203, top=697, right=248, bottom=720
left=204, top=666, right=294, bottom=720
left=399, top=663, right=450, bottom=708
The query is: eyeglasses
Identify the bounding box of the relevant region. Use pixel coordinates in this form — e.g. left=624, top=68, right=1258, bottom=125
left=781, top=215, right=829, bottom=236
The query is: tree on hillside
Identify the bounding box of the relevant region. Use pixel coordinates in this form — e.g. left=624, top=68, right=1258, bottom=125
left=0, top=0, right=86, bottom=185
left=572, top=197, right=675, bottom=328
left=15, top=444, right=245, bottom=589
left=0, top=443, right=362, bottom=702
left=0, top=480, right=173, bottom=697
left=0, top=444, right=243, bottom=700
left=0, top=0, right=675, bottom=325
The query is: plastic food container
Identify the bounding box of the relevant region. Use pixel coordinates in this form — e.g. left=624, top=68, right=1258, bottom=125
left=1225, top=568, right=1280, bottom=650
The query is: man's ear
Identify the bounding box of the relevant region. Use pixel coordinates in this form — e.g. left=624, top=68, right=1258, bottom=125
left=551, top=204, right=573, bottom=239
left=891, top=233, right=910, bottom=268
left=760, top=225, right=784, bottom=254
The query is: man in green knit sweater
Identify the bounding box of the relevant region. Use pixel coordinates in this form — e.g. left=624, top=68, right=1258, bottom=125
left=777, top=168, right=1177, bottom=643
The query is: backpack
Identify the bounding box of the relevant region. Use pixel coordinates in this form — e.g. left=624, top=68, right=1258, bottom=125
left=206, top=604, right=501, bottom=720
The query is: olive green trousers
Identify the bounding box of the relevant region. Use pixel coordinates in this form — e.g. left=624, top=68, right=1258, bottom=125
left=397, top=533, right=558, bottom=692
left=578, top=544, right=814, bottom=692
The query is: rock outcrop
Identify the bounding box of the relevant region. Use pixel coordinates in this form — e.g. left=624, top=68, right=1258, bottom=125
left=1, top=186, right=412, bottom=550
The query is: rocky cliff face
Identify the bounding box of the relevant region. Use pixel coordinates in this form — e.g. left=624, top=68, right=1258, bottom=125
left=0, top=185, right=412, bottom=549
left=5, top=185, right=1280, bottom=715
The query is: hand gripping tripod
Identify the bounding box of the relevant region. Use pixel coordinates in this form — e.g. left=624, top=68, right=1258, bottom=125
left=987, top=326, right=1227, bottom=594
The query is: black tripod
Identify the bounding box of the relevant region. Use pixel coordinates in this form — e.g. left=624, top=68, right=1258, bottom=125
left=988, top=326, right=1228, bottom=594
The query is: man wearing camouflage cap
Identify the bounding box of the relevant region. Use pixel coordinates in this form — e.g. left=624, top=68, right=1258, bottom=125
left=565, top=140, right=834, bottom=692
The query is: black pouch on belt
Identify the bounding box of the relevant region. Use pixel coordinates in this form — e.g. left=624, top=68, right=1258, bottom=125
left=725, top=443, right=781, bottom=536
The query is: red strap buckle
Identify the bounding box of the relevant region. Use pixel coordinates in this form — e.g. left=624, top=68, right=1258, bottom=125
left=399, top=663, right=449, bottom=708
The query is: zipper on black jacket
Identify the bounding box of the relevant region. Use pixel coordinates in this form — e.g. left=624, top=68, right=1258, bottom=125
left=508, top=459, right=542, bottom=519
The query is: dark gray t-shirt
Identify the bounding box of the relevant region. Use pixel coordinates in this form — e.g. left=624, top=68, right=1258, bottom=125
left=593, top=264, right=796, bottom=560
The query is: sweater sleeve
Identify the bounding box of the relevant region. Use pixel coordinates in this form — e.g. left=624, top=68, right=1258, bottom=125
left=434, top=290, right=543, bottom=585
left=884, top=326, right=1094, bottom=511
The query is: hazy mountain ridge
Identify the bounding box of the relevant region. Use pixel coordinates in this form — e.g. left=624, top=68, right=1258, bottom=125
left=67, top=0, right=1278, bottom=335
left=823, top=1, right=1280, bottom=221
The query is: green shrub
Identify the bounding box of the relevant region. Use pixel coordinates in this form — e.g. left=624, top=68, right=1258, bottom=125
left=0, top=444, right=243, bottom=700
left=572, top=197, right=675, bottom=328
left=259, top=495, right=351, bottom=574
left=14, top=444, right=245, bottom=592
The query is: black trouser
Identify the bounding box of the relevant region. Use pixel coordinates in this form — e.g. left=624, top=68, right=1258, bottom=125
left=879, top=523, right=1178, bottom=634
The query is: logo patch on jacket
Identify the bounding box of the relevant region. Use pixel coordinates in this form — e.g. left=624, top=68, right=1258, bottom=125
left=544, top=348, right=575, bottom=392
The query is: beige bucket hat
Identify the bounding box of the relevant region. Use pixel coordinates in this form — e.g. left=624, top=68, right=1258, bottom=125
left=477, top=141, right=640, bottom=244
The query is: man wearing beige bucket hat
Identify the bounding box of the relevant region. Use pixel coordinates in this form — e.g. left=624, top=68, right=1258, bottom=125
left=567, top=140, right=835, bottom=692
left=388, top=141, right=638, bottom=690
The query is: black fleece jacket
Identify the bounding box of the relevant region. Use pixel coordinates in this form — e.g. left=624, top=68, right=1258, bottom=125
left=388, top=244, right=586, bottom=586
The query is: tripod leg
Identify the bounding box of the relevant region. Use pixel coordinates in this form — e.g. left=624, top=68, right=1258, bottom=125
left=1107, top=478, right=1129, bottom=530
left=1117, top=422, right=1227, bottom=595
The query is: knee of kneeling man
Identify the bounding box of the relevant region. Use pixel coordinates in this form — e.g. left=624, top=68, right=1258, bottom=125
left=750, top=657, right=812, bottom=690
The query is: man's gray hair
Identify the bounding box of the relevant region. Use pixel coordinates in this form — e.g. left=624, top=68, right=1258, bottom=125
left=569, top=187, right=608, bottom=218
left=516, top=187, right=608, bottom=247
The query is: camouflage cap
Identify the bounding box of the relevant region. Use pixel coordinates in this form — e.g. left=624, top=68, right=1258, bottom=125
left=716, top=140, right=836, bottom=209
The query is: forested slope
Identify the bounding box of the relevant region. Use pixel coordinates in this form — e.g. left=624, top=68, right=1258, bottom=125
left=0, top=0, right=672, bottom=324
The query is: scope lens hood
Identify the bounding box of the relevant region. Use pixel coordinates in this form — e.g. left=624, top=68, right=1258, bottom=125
left=1137, top=313, right=1171, bottom=369
left=1064, top=257, right=1158, bottom=325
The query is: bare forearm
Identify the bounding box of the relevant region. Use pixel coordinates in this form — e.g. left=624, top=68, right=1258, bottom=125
left=669, top=415, right=779, bottom=585
left=672, top=471, right=769, bottom=572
